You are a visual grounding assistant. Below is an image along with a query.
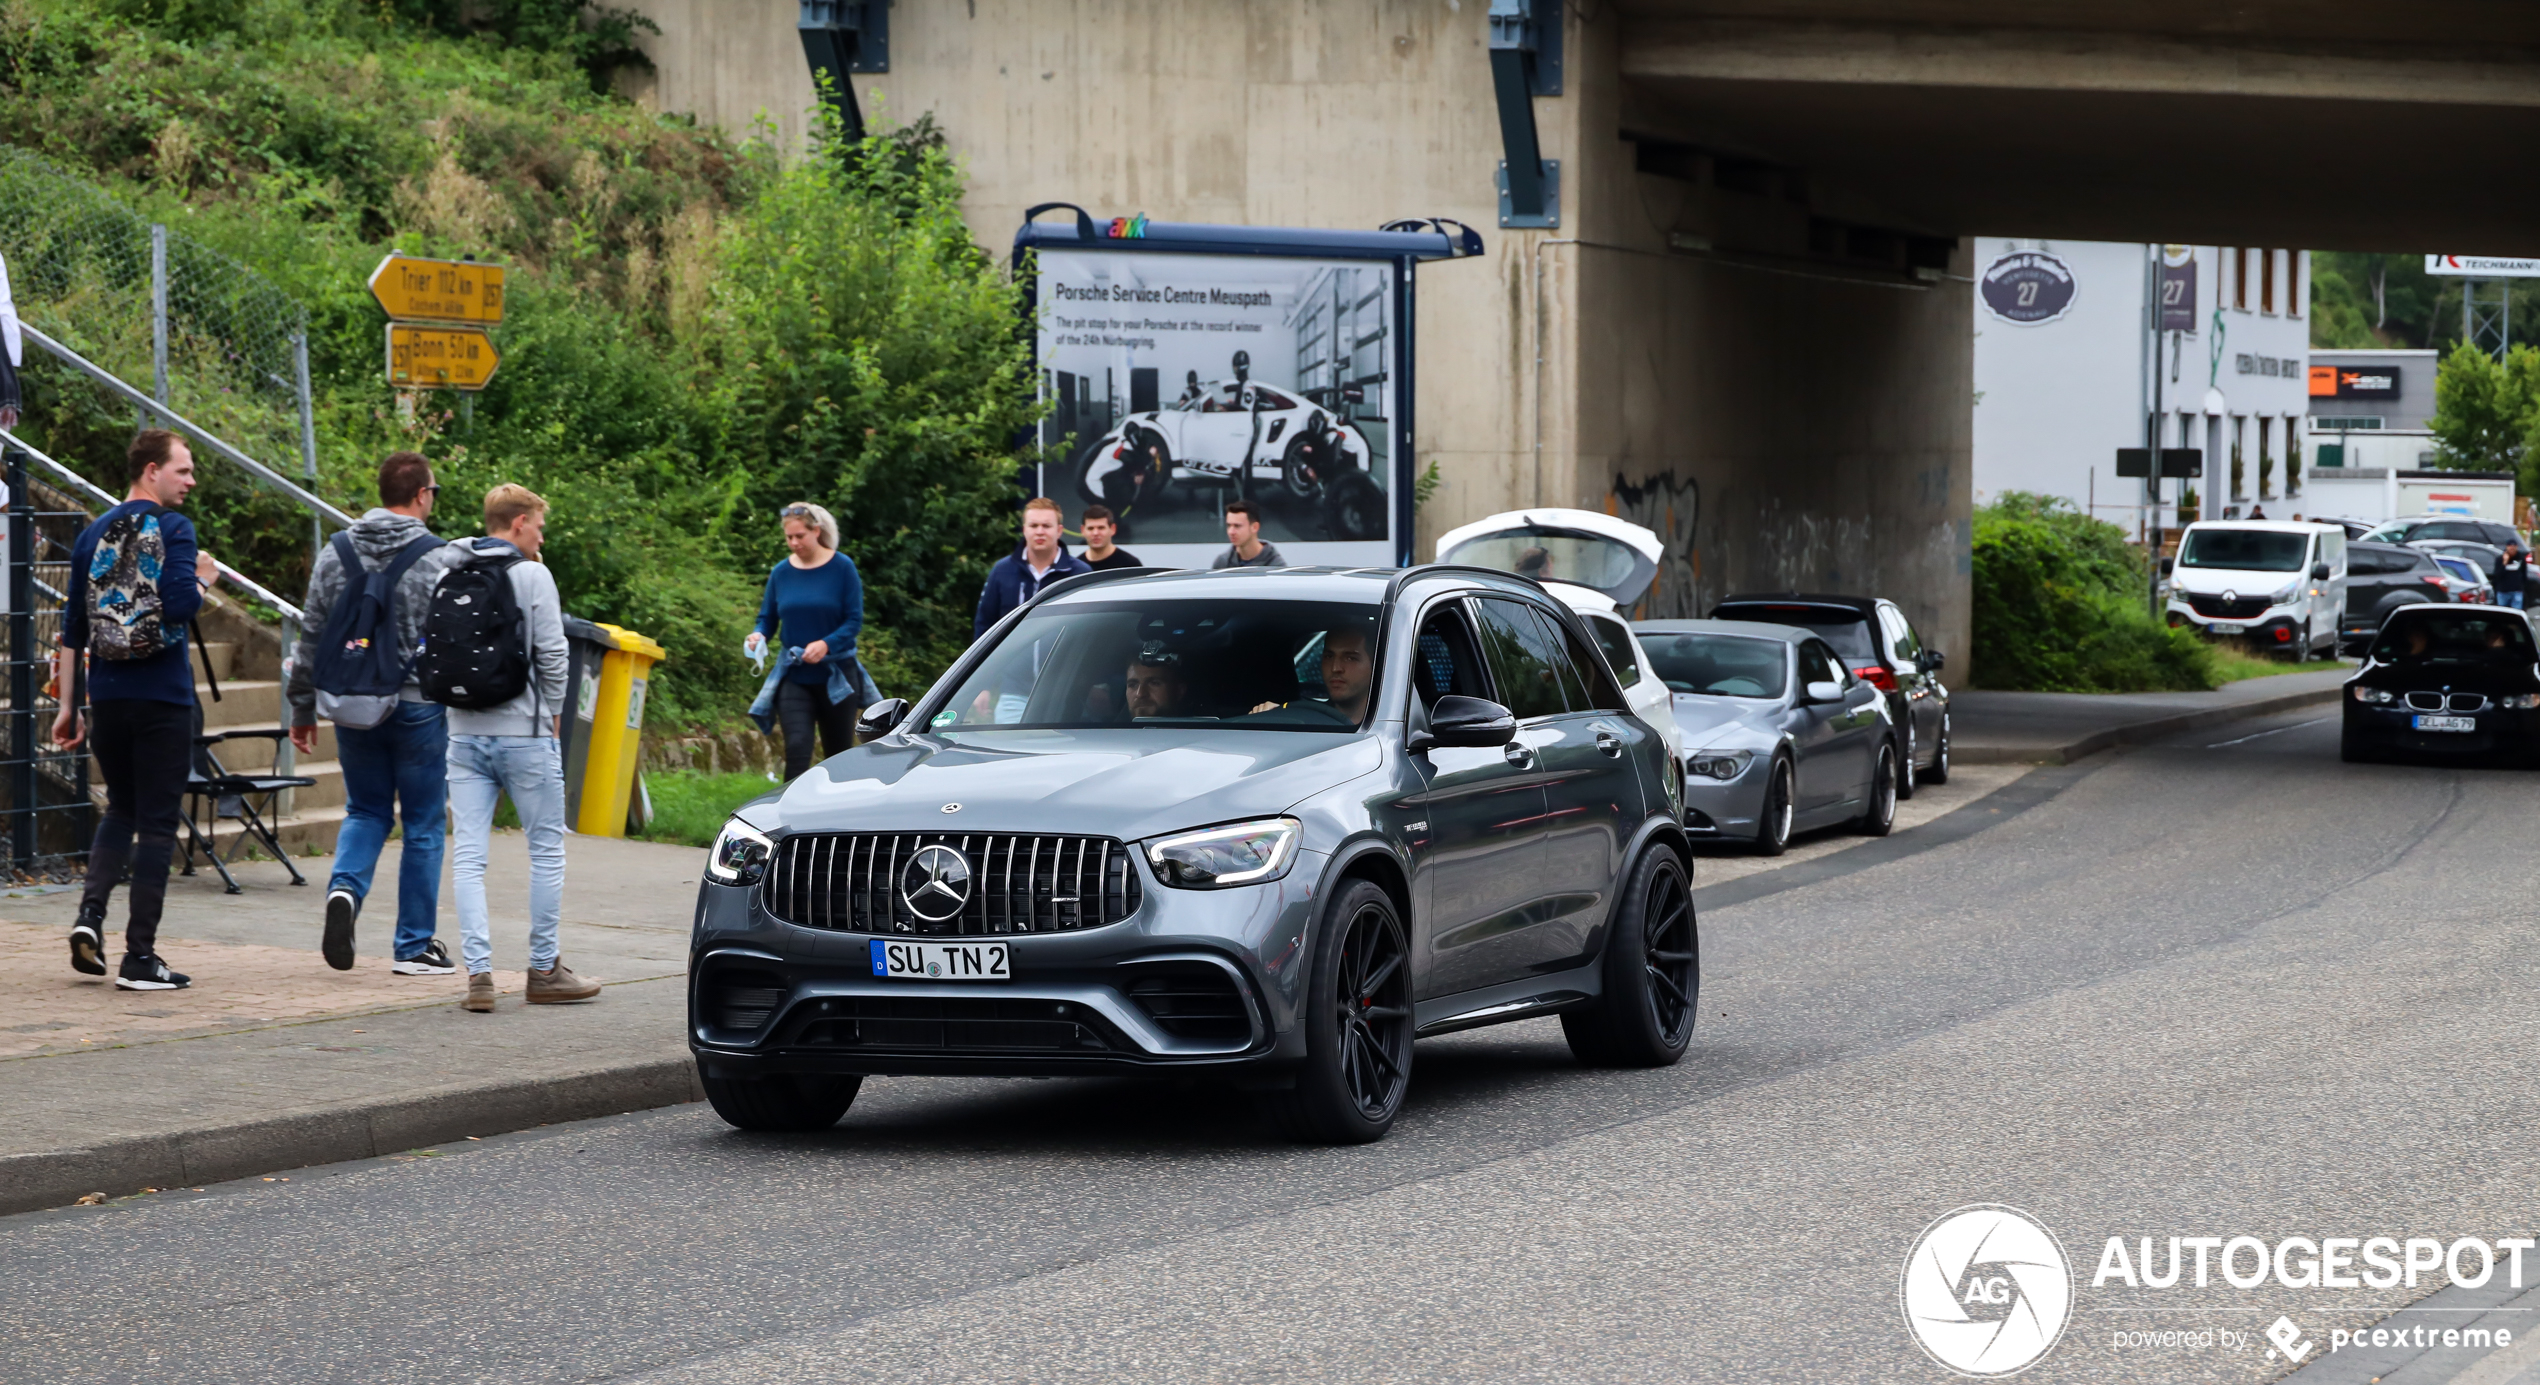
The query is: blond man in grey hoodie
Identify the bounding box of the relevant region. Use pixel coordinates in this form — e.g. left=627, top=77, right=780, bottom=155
left=442, top=484, right=593, bottom=1013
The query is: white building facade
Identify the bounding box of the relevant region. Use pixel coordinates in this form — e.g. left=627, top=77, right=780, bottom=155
left=1974, top=239, right=2314, bottom=534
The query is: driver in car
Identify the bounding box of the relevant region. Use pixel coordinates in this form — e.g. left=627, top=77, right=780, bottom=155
left=1125, top=643, right=1193, bottom=720
left=1248, top=625, right=1375, bottom=726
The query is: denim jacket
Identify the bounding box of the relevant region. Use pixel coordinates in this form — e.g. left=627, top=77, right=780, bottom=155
left=749, top=646, right=882, bottom=735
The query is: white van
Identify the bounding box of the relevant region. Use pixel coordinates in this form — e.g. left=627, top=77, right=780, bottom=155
left=2165, top=521, right=2347, bottom=658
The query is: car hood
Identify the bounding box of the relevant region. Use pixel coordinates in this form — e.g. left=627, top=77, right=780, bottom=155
left=756, top=727, right=1385, bottom=842
left=1667, top=694, right=1785, bottom=750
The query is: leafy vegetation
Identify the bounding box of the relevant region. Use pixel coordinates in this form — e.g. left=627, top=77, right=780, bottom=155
left=0, top=0, right=1038, bottom=724
left=1970, top=492, right=2218, bottom=693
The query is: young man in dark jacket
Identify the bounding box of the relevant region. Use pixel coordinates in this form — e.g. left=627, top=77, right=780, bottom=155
left=56, top=431, right=221, bottom=990
left=974, top=497, right=1091, bottom=638
left=289, top=452, right=467, bottom=975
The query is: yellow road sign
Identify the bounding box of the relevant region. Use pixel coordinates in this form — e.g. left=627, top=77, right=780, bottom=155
left=368, top=255, right=506, bottom=325
left=386, top=324, right=501, bottom=391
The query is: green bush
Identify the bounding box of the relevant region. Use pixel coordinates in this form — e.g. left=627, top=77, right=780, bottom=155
left=1970, top=492, right=2217, bottom=693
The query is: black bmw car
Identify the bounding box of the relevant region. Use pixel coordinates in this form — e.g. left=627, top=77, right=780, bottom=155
left=690, top=565, right=1691, bottom=1143
left=2342, top=605, right=2540, bottom=765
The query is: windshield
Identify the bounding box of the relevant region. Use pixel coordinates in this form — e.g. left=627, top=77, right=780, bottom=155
left=930, top=598, right=1381, bottom=732
left=1713, top=605, right=1876, bottom=660
left=1640, top=632, right=1788, bottom=698
left=2179, top=528, right=2309, bottom=572
left=2371, top=611, right=2537, bottom=664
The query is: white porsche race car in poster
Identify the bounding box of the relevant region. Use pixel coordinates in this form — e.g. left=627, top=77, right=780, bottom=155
left=1077, top=357, right=1387, bottom=542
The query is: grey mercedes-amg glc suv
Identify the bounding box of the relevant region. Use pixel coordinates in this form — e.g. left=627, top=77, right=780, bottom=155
left=689, top=564, right=1694, bottom=1142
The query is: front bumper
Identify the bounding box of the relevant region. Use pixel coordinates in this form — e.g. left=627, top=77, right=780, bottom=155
left=687, top=850, right=1324, bottom=1079
left=2344, top=702, right=2540, bottom=759
left=1681, top=753, right=1772, bottom=837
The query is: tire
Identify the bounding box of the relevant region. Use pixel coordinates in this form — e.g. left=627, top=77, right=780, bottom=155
left=1922, top=712, right=1951, bottom=785
left=1895, top=724, right=1918, bottom=801
left=1854, top=742, right=1898, bottom=837
left=701, top=1072, right=862, bottom=1132
left=1752, top=756, right=1795, bottom=856
left=1322, top=468, right=1387, bottom=541
left=1562, top=847, right=1698, bottom=1067
left=1262, top=878, right=1413, bottom=1143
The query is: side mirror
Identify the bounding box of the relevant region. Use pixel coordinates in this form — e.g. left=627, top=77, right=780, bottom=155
left=1804, top=680, right=1843, bottom=704
left=855, top=698, right=909, bottom=740
left=2313, top=561, right=2333, bottom=580
left=1414, top=695, right=1516, bottom=750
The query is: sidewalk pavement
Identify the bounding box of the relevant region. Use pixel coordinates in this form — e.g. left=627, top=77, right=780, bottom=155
left=1, top=831, right=703, bottom=1216
left=1952, top=666, right=2351, bottom=766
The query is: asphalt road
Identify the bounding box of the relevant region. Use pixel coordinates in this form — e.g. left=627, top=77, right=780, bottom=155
left=9, top=707, right=2539, bottom=1385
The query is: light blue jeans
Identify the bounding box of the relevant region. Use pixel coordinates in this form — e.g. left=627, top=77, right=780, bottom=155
left=447, top=734, right=566, bottom=976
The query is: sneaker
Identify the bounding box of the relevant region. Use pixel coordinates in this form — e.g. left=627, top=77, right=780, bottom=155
left=391, top=939, right=456, bottom=976
left=115, top=953, right=190, bottom=991
left=69, top=904, right=106, bottom=977
left=321, top=889, right=358, bottom=971
left=462, top=972, right=496, bottom=1013
left=525, top=959, right=601, bottom=1004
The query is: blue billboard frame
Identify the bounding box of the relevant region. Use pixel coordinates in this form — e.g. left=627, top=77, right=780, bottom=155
left=1013, top=207, right=1482, bottom=568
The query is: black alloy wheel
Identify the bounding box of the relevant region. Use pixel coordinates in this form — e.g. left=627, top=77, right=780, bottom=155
left=1752, top=756, right=1795, bottom=856
left=1562, top=848, right=1698, bottom=1067
left=1923, top=712, right=1951, bottom=785
left=701, top=1072, right=863, bottom=1132
left=1267, top=879, right=1414, bottom=1143
left=1855, top=742, right=1898, bottom=837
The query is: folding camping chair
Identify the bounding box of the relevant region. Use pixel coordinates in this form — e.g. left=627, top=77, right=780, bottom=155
left=177, top=641, right=314, bottom=894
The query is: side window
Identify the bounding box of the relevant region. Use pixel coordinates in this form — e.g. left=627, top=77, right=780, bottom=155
left=1473, top=598, right=1570, bottom=720
left=1588, top=615, right=1641, bottom=687
left=1413, top=604, right=1489, bottom=708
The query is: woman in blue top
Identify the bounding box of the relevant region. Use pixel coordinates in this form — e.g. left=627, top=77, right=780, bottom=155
left=747, top=502, right=865, bottom=780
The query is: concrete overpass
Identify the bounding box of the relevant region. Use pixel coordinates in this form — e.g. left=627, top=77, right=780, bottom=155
left=624, top=1, right=2540, bottom=661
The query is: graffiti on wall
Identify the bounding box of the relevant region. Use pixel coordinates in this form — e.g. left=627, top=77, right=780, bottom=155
left=1608, top=471, right=1700, bottom=618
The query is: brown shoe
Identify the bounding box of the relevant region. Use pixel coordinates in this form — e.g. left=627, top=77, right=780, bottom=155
left=462, top=972, right=496, bottom=1013
left=526, top=959, right=601, bottom=1004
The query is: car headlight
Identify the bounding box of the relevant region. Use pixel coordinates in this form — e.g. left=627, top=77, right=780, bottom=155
left=1686, top=748, right=1755, bottom=781
left=2351, top=686, right=2398, bottom=705
left=2268, top=582, right=2301, bottom=605
left=1145, top=817, right=1300, bottom=888
left=2501, top=693, right=2540, bottom=709
left=705, top=818, right=775, bottom=885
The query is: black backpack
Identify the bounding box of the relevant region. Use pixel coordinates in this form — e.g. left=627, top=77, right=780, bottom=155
left=309, top=532, right=444, bottom=729
left=417, top=545, right=531, bottom=710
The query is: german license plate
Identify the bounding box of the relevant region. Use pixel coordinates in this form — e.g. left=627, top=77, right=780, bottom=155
left=870, top=939, right=1009, bottom=981
left=2412, top=715, right=2476, bottom=732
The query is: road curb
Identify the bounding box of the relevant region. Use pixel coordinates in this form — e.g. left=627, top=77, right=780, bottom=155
left=0, top=1053, right=703, bottom=1217
left=1955, top=684, right=2343, bottom=766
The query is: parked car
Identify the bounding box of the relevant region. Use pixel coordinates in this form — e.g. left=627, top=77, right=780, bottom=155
left=1706, top=594, right=1949, bottom=798
left=2366, top=515, right=2526, bottom=551
left=1078, top=373, right=1385, bottom=539
left=1433, top=507, right=1679, bottom=802
left=2163, top=521, right=2346, bottom=658
left=1630, top=619, right=1898, bottom=855
left=2337, top=540, right=2457, bottom=656
left=690, top=565, right=1689, bottom=1144
left=2426, top=553, right=2495, bottom=606
left=2342, top=605, right=2540, bottom=765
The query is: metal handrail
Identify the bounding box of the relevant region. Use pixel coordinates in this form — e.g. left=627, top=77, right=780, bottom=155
left=0, top=428, right=306, bottom=622
left=18, top=322, right=354, bottom=529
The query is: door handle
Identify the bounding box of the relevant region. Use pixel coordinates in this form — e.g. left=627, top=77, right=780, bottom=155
left=1503, top=742, right=1535, bottom=767
left=1595, top=731, right=1623, bottom=757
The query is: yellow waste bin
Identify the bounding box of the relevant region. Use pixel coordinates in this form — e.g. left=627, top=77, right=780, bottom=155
left=561, top=619, right=666, bottom=837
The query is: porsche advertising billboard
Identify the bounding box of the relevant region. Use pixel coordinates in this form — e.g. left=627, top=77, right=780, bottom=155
left=1017, top=215, right=1474, bottom=570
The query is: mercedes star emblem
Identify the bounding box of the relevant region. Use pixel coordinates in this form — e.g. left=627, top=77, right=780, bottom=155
left=901, top=845, right=973, bottom=922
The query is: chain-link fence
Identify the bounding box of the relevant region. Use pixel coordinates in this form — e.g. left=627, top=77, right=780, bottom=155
left=0, top=146, right=317, bottom=530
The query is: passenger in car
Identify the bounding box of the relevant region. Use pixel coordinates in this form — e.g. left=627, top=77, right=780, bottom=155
left=1125, top=644, right=1193, bottom=720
